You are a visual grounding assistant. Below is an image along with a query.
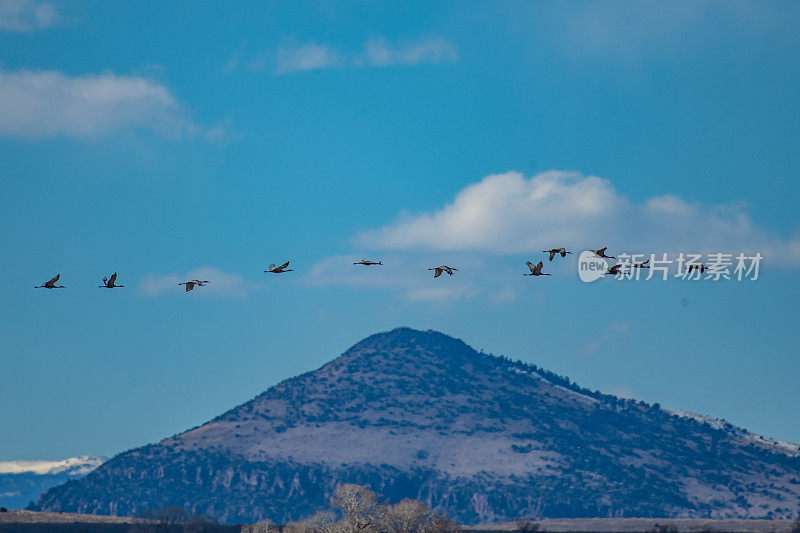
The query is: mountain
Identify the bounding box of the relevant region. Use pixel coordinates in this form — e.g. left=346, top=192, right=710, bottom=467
left=32, top=328, right=800, bottom=524
left=0, top=456, right=104, bottom=510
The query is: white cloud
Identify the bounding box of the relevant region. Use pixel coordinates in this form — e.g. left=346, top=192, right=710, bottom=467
left=140, top=267, right=254, bottom=299
left=0, top=456, right=104, bottom=475
left=355, top=170, right=800, bottom=266
left=360, top=36, right=459, bottom=67
left=246, top=36, right=458, bottom=74
left=487, top=287, right=517, bottom=305
left=404, top=286, right=477, bottom=303
left=0, top=0, right=57, bottom=32
left=272, top=43, right=341, bottom=74
left=0, top=68, right=213, bottom=139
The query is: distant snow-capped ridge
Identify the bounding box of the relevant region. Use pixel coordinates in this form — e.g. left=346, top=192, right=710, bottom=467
left=0, top=455, right=105, bottom=475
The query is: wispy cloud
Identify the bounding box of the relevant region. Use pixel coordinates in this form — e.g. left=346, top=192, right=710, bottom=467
left=580, top=321, right=633, bottom=359
left=245, top=36, right=458, bottom=74
left=0, top=0, right=58, bottom=32
left=355, top=170, right=800, bottom=267
left=404, top=286, right=477, bottom=303
left=272, top=43, right=342, bottom=74
left=303, top=254, right=504, bottom=304
left=140, top=267, right=254, bottom=299
left=0, top=68, right=220, bottom=139
left=541, top=2, right=800, bottom=63
left=360, top=37, right=459, bottom=67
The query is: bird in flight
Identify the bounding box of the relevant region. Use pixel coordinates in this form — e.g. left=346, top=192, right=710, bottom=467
left=429, top=266, right=457, bottom=278
left=266, top=261, right=293, bottom=274
left=354, top=260, right=382, bottom=266
left=99, top=272, right=124, bottom=288
left=633, top=259, right=650, bottom=269
left=543, top=248, right=572, bottom=261
left=606, top=264, right=623, bottom=276
left=591, top=247, right=616, bottom=260
left=525, top=261, right=551, bottom=276
left=179, top=280, right=210, bottom=292
left=35, top=274, right=65, bottom=289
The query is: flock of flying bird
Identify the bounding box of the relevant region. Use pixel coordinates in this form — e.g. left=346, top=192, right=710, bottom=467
left=34, top=246, right=686, bottom=291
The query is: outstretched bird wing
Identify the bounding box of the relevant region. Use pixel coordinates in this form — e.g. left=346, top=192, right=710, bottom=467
left=109, top=272, right=117, bottom=285
left=525, top=261, right=536, bottom=274
left=279, top=261, right=290, bottom=269
left=433, top=268, right=443, bottom=278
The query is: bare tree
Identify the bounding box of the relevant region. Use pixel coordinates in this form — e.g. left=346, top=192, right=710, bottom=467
left=241, top=520, right=275, bottom=533
left=330, top=484, right=385, bottom=533
left=383, top=499, right=433, bottom=533
left=283, top=521, right=314, bottom=533
left=289, top=484, right=459, bottom=533
left=515, top=519, right=541, bottom=533
left=136, top=506, right=189, bottom=533
left=424, top=515, right=459, bottom=533
left=306, top=510, right=342, bottom=533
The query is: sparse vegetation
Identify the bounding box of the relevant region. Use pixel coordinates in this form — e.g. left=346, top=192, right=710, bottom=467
left=284, top=484, right=458, bottom=533
left=515, top=518, right=541, bottom=532
left=133, top=506, right=220, bottom=533
left=241, top=520, right=274, bottom=533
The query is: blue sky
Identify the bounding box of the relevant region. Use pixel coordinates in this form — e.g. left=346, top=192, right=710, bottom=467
left=1, top=0, right=799, bottom=460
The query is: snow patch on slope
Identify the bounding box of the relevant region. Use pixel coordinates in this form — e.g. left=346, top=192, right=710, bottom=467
left=665, top=408, right=799, bottom=456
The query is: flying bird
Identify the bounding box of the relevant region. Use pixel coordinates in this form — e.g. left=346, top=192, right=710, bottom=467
left=99, top=272, right=123, bottom=288
left=266, top=261, right=293, bottom=273
left=591, top=247, right=616, bottom=260
left=35, top=274, right=64, bottom=289
left=606, top=264, right=623, bottom=276
left=633, top=259, right=650, bottom=269
left=543, top=248, right=572, bottom=261
left=354, top=260, right=382, bottom=266
left=524, top=261, right=551, bottom=276
left=179, top=280, right=210, bottom=292
left=428, top=266, right=457, bottom=278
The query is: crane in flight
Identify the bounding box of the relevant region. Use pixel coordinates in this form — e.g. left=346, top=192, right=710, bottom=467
left=429, top=266, right=457, bottom=278
left=524, top=261, right=551, bottom=276
left=35, top=274, right=65, bottom=289
left=179, top=280, right=210, bottom=292
left=266, top=261, right=293, bottom=273
left=591, top=247, right=616, bottom=260
left=99, top=272, right=124, bottom=288
left=354, top=260, right=382, bottom=266
left=543, top=248, right=572, bottom=261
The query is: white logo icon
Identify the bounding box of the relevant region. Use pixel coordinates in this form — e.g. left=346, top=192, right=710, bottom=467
left=578, top=251, right=608, bottom=283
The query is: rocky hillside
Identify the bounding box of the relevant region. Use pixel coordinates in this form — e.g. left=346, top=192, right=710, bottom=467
left=32, top=328, right=800, bottom=524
